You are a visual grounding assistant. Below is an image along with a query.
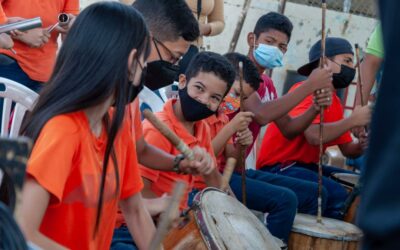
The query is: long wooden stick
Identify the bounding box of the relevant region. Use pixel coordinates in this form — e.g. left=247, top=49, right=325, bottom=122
left=228, top=0, right=252, bottom=52
left=143, top=109, right=194, bottom=161
left=221, top=158, right=237, bottom=191
left=238, top=62, right=247, bottom=206
left=317, top=0, right=327, bottom=224
left=355, top=43, right=369, bottom=133
left=355, top=44, right=366, bottom=107
left=149, top=181, right=187, bottom=250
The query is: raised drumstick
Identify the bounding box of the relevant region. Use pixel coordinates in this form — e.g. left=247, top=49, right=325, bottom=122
left=149, top=181, right=187, bottom=250
left=143, top=109, right=194, bottom=161
left=220, top=158, right=237, bottom=191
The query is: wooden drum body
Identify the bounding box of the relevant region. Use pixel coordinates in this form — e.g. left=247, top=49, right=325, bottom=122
left=331, top=173, right=361, bottom=223
left=163, top=188, right=280, bottom=250
left=288, top=214, right=362, bottom=250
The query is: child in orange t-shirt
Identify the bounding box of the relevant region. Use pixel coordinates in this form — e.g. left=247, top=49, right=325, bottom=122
left=140, top=51, right=236, bottom=210
left=0, top=0, right=79, bottom=91
left=0, top=4, right=13, bottom=49
left=18, top=3, right=155, bottom=249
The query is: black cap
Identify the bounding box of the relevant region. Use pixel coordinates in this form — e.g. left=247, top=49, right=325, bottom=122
left=298, top=37, right=354, bottom=76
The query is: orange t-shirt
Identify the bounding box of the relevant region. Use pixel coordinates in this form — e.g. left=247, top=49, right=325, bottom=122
left=0, top=0, right=79, bottom=82
left=193, top=111, right=233, bottom=190
left=129, top=99, right=143, bottom=140
left=140, top=99, right=217, bottom=210
left=26, top=111, right=143, bottom=250
left=0, top=4, right=6, bottom=23
left=256, top=82, right=353, bottom=169
left=115, top=99, right=144, bottom=228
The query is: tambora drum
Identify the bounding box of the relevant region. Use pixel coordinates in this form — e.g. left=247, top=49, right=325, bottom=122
left=331, top=173, right=359, bottom=191
left=288, top=213, right=362, bottom=250
left=163, top=187, right=281, bottom=250
left=331, top=173, right=361, bottom=223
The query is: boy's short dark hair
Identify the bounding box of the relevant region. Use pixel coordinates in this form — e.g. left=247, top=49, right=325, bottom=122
left=253, top=12, right=293, bottom=41
left=133, top=0, right=199, bottom=42
left=224, top=52, right=261, bottom=91
left=185, top=52, right=235, bottom=97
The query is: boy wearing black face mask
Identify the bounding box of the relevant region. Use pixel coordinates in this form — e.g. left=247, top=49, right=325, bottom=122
left=139, top=52, right=235, bottom=211
left=257, top=37, right=371, bottom=220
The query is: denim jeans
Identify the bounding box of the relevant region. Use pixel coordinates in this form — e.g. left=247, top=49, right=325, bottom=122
left=261, top=162, right=353, bottom=219
left=0, top=54, right=42, bottom=92
left=110, top=225, right=138, bottom=250
left=229, top=172, right=297, bottom=243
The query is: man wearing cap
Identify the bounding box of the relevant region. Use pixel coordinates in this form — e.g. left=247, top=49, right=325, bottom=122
left=256, top=37, right=372, bottom=219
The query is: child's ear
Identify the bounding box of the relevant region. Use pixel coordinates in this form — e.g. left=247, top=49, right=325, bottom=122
left=247, top=32, right=256, bottom=48
left=178, top=74, right=187, bottom=89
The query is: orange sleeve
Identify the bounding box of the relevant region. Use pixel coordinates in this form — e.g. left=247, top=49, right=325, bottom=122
left=27, top=117, right=79, bottom=204
left=133, top=100, right=143, bottom=141
left=63, top=0, right=80, bottom=15
left=0, top=4, right=7, bottom=24
left=120, top=127, right=144, bottom=200
left=139, top=123, right=172, bottom=182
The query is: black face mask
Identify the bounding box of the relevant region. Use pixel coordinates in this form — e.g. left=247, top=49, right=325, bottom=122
left=127, top=66, right=147, bottom=104
left=144, top=38, right=180, bottom=90
left=178, top=87, right=215, bottom=122
left=332, top=64, right=356, bottom=89
left=145, top=60, right=179, bottom=90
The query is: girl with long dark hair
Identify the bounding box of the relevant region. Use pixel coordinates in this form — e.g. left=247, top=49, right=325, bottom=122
left=17, top=2, right=155, bottom=249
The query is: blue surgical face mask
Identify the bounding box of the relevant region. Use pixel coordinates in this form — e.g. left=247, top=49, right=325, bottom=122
left=253, top=43, right=284, bottom=69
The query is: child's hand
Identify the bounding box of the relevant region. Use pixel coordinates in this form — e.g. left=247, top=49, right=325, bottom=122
left=0, top=33, right=14, bottom=49
left=229, top=111, right=254, bottom=133
left=306, top=65, right=333, bottom=92
left=179, top=146, right=215, bottom=175
left=313, top=87, right=332, bottom=111
left=350, top=105, right=371, bottom=128
left=235, top=128, right=253, bottom=147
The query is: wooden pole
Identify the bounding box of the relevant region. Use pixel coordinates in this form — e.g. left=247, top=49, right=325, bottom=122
left=317, top=0, right=327, bottom=224
left=149, top=181, right=187, bottom=250
left=238, top=62, right=247, bottom=206
left=228, top=0, right=252, bottom=53
left=143, top=109, right=194, bottom=161
left=221, top=158, right=237, bottom=191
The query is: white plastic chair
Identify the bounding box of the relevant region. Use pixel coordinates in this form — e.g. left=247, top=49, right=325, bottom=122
left=0, top=77, right=38, bottom=138
left=139, top=86, right=166, bottom=113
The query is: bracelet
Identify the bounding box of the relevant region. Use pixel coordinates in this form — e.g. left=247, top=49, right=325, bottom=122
left=173, top=154, right=185, bottom=173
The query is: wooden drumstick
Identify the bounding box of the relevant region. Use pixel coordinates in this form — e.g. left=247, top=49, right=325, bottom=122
left=238, top=61, right=247, bottom=207
left=220, top=158, right=237, bottom=191
left=149, top=181, right=187, bottom=250
left=355, top=44, right=365, bottom=107
left=317, top=0, right=327, bottom=224
left=143, top=109, right=194, bottom=161
left=355, top=43, right=369, bottom=133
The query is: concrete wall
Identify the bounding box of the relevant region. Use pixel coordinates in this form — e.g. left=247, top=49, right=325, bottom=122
left=203, top=0, right=378, bottom=96
left=79, top=0, right=378, bottom=96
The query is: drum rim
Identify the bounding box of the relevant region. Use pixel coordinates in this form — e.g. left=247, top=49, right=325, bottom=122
left=192, top=187, right=224, bottom=250
left=291, top=214, right=363, bottom=241
left=330, top=173, right=360, bottom=188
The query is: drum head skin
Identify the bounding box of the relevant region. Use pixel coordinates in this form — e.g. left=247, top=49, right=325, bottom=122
left=291, top=214, right=362, bottom=241
left=194, top=188, right=281, bottom=250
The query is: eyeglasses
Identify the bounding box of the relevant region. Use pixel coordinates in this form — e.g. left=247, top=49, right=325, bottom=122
left=153, top=37, right=182, bottom=65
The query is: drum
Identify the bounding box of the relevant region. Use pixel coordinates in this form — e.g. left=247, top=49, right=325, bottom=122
left=288, top=214, right=362, bottom=250
left=331, top=173, right=361, bottom=223
left=331, top=173, right=359, bottom=191
left=163, top=187, right=281, bottom=250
